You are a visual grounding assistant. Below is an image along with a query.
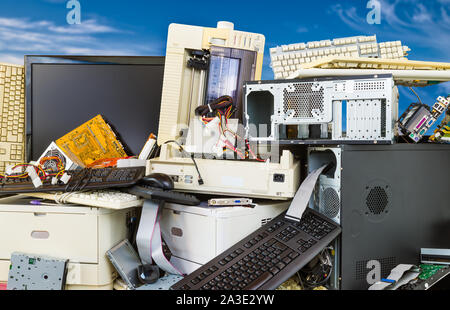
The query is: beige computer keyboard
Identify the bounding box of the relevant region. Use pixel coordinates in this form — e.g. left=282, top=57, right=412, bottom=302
left=286, top=57, right=450, bottom=87
left=0, top=63, right=26, bottom=173
left=302, top=56, right=450, bottom=71
left=270, top=35, right=410, bottom=79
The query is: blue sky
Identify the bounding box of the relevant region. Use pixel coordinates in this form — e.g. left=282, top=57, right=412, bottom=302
left=0, top=0, right=449, bottom=114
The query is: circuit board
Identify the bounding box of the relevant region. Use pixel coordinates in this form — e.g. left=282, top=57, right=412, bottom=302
left=7, top=253, right=68, bottom=290
left=55, top=115, right=127, bottom=167
left=0, top=63, right=25, bottom=174
left=419, top=264, right=446, bottom=280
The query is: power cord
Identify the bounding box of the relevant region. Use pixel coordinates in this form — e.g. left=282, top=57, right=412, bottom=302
left=298, top=247, right=334, bottom=289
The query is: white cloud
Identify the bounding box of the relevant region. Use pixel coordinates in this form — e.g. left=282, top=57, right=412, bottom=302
left=0, top=16, right=163, bottom=65
left=48, top=19, right=122, bottom=34
left=0, top=53, right=24, bottom=65
left=329, top=0, right=450, bottom=60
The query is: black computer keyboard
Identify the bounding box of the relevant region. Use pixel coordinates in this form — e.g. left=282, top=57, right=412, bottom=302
left=126, top=184, right=201, bottom=206
left=0, top=167, right=146, bottom=194
left=171, top=208, right=341, bottom=290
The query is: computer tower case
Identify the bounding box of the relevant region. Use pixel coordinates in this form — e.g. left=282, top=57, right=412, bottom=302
left=308, top=144, right=450, bottom=290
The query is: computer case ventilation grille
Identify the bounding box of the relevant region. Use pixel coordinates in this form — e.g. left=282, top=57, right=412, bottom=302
left=283, top=83, right=325, bottom=119
left=308, top=147, right=342, bottom=224
left=366, top=186, right=389, bottom=215
left=364, top=182, right=392, bottom=220
left=355, top=257, right=397, bottom=281
left=320, top=187, right=340, bottom=219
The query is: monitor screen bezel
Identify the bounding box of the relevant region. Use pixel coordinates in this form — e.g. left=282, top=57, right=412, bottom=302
left=25, top=55, right=165, bottom=161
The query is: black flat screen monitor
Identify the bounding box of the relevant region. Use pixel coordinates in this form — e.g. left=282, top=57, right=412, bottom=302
left=25, top=56, right=165, bottom=161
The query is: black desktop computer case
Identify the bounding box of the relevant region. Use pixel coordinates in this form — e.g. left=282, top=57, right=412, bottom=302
left=307, top=143, right=450, bottom=290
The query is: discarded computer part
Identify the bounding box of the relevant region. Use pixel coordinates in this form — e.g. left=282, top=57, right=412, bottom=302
left=208, top=198, right=253, bottom=207
left=37, top=142, right=79, bottom=173
left=0, top=63, right=26, bottom=174
left=243, top=75, right=398, bottom=144
left=156, top=21, right=265, bottom=145
left=270, top=35, right=410, bottom=79
left=147, top=145, right=300, bottom=200
left=7, top=253, right=68, bottom=290
left=106, top=240, right=142, bottom=290
left=184, top=117, right=240, bottom=158
left=399, top=96, right=450, bottom=143
left=138, top=134, right=158, bottom=160
left=421, top=249, right=450, bottom=266
left=430, top=122, right=450, bottom=143
left=55, top=114, right=128, bottom=167
left=288, top=58, right=450, bottom=87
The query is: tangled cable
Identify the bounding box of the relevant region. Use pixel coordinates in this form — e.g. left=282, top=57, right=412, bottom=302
left=195, top=96, right=234, bottom=118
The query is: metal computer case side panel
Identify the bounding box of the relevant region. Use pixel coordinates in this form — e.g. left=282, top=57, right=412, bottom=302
left=244, top=75, right=397, bottom=144
left=308, top=147, right=342, bottom=224
left=307, top=146, right=342, bottom=290
left=339, top=144, right=450, bottom=290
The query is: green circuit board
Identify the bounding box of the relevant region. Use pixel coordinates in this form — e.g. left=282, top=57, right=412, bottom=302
left=419, top=264, right=446, bottom=280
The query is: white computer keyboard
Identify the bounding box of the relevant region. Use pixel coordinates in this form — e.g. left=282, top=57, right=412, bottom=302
left=270, top=35, right=410, bottom=79
left=24, top=190, right=144, bottom=210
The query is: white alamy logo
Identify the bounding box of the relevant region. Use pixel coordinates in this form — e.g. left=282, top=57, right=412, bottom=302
left=367, top=0, right=381, bottom=25
left=66, top=0, right=81, bottom=25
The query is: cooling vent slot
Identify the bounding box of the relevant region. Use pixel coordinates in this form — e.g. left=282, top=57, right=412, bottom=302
left=354, top=81, right=385, bottom=91
left=283, top=83, right=324, bottom=119
left=381, top=100, right=387, bottom=138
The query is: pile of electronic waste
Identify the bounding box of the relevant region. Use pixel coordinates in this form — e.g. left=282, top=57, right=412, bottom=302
left=0, top=20, right=449, bottom=291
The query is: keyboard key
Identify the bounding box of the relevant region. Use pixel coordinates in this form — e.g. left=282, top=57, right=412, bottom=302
left=244, top=271, right=273, bottom=290
left=269, top=267, right=280, bottom=275
left=276, top=262, right=286, bottom=270
left=273, top=242, right=287, bottom=251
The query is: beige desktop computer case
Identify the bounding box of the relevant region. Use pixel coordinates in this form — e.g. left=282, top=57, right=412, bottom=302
left=0, top=196, right=135, bottom=290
